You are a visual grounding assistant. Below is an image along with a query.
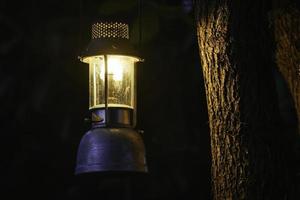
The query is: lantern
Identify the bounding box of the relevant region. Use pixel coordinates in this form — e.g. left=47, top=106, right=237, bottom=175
left=75, top=21, right=147, bottom=174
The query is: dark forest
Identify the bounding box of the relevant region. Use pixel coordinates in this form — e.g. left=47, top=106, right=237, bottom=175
left=1, top=0, right=299, bottom=199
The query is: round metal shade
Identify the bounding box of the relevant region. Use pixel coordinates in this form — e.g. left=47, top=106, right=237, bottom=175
left=75, top=128, right=147, bottom=175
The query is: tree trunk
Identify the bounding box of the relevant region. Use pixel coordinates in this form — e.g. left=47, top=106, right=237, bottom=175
left=195, top=0, right=291, bottom=199
left=273, top=1, right=300, bottom=131
left=272, top=0, right=300, bottom=196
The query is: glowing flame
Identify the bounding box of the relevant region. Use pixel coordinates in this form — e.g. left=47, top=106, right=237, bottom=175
left=100, top=57, right=123, bottom=81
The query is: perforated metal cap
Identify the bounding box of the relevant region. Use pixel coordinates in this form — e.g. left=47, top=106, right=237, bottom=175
left=92, top=22, right=129, bottom=39
left=79, top=21, right=141, bottom=59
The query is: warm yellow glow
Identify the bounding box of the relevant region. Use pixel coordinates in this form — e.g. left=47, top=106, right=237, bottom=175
left=100, top=57, right=124, bottom=81
left=82, top=55, right=139, bottom=110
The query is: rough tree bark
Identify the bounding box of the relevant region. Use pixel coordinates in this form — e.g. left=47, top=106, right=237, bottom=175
left=195, top=0, right=292, bottom=199
left=272, top=0, right=300, bottom=196
left=272, top=1, right=300, bottom=130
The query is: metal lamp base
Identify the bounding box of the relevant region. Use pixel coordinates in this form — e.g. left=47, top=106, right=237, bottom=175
left=75, top=128, right=147, bottom=175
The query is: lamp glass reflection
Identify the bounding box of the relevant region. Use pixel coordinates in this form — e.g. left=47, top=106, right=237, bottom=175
left=83, top=55, right=138, bottom=110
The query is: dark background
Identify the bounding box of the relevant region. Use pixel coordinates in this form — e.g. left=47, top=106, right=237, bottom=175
left=0, top=0, right=213, bottom=199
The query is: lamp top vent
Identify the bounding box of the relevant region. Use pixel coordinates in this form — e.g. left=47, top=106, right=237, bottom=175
left=92, top=22, right=129, bottom=40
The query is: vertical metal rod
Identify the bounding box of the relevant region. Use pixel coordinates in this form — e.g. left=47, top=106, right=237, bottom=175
left=138, top=0, right=142, bottom=50
left=104, top=55, right=108, bottom=125
left=137, top=0, right=143, bottom=127
left=133, top=63, right=137, bottom=127
left=78, top=0, right=83, bottom=55
left=93, top=62, right=97, bottom=107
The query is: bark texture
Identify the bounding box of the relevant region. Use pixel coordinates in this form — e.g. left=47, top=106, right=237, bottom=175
left=273, top=1, right=300, bottom=132
left=195, top=0, right=291, bottom=199
left=272, top=1, right=300, bottom=197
